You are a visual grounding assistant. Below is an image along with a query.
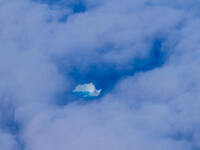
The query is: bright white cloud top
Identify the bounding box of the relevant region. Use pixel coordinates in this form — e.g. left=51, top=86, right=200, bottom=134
left=73, top=82, right=102, bottom=97
left=73, top=82, right=101, bottom=97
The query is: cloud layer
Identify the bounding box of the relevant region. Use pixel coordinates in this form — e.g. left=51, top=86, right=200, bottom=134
left=0, top=0, right=200, bottom=150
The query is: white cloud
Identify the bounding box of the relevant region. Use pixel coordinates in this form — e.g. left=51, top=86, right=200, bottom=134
left=0, top=0, right=200, bottom=150
left=73, top=82, right=101, bottom=97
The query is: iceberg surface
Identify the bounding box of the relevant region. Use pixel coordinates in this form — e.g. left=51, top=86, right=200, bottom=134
left=73, top=82, right=101, bottom=97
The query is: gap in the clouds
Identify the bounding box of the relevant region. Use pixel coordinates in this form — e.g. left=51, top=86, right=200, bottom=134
left=167, top=131, right=200, bottom=150
left=0, top=102, right=25, bottom=150
left=55, top=38, right=167, bottom=106
left=33, top=0, right=87, bottom=22
left=171, top=131, right=193, bottom=142
left=34, top=0, right=86, bottom=13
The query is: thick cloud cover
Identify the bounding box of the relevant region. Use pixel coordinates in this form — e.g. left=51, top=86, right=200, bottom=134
left=1, top=0, right=200, bottom=149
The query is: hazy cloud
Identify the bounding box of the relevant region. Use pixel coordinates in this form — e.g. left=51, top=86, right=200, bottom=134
left=0, top=0, right=200, bottom=150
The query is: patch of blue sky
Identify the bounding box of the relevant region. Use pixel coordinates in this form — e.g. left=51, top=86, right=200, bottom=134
left=56, top=38, right=167, bottom=105
left=0, top=105, right=24, bottom=150
left=72, top=39, right=166, bottom=91
left=34, top=0, right=86, bottom=13
left=33, top=0, right=86, bottom=22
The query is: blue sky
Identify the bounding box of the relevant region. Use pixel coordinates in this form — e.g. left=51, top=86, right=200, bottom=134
left=0, top=0, right=200, bottom=150
left=38, top=0, right=87, bottom=13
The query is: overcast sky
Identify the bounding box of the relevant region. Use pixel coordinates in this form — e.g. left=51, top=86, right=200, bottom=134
left=1, top=0, right=200, bottom=150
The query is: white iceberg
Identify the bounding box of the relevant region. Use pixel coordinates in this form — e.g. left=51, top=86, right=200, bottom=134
left=73, top=82, right=101, bottom=97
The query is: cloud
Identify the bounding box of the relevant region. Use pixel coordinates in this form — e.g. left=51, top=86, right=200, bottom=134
left=73, top=82, right=101, bottom=97
left=0, top=0, right=200, bottom=150
left=0, top=131, right=19, bottom=150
